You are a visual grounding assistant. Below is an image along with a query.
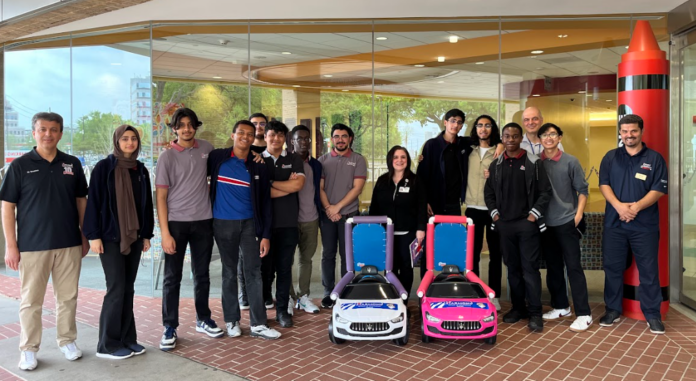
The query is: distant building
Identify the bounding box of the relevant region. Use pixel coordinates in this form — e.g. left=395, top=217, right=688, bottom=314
left=4, top=101, right=29, bottom=140
left=130, top=77, right=151, bottom=125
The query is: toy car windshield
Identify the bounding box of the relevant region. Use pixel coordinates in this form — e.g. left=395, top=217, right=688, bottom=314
left=342, top=283, right=400, bottom=300
left=425, top=282, right=487, bottom=298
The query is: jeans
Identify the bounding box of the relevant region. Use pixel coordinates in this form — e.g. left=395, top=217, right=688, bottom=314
left=465, top=208, right=502, bottom=296
left=498, top=218, right=542, bottom=316
left=320, top=212, right=356, bottom=296
left=271, top=227, right=299, bottom=313
left=162, top=219, right=214, bottom=328
left=98, top=240, right=143, bottom=354
left=214, top=218, right=266, bottom=326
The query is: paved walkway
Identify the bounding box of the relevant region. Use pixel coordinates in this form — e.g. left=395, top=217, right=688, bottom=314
left=1, top=274, right=696, bottom=380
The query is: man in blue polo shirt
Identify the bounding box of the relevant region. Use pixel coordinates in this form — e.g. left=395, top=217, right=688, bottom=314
left=598, top=114, right=667, bottom=334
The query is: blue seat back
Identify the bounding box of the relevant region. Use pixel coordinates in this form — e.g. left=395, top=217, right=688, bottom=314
left=433, top=223, right=468, bottom=271
left=352, top=224, right=386, bottom=271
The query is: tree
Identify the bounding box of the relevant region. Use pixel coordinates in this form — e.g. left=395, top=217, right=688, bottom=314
left=72, top=111, right=136, bottom=158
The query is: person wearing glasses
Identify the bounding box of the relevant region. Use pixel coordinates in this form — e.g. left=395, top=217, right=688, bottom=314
left=249, top=113, right=268, bottom=154
left=288, top=125, right=323, bottom=314
left=521, top=107, right=564, bottom=156
left=318, top=124, right=367, bottom=309
left=535, top=123, right=592, bottom=333
left=464, top=115, right=503, bottom=311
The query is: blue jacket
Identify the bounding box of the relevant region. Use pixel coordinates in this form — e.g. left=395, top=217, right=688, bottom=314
left=83, top=155, right=155, bottom=242
left=307, top=156, right=323, bottom=215
left=207, top=147, right=272, bottom=239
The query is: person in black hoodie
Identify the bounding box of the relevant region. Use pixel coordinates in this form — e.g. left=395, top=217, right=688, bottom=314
left=369, top=146, right=427, bottom=298
left=84, top=125, right=154, bottom=360
left=484, top=122, right=551, bottom=331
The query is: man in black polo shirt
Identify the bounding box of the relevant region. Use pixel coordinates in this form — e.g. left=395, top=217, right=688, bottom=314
left=261, top=121, right=305, bottom=327
left=598, top=114, right=668, bottom=334
left=1, top=112, right=89, bottom=371
left=484, top=122, right=551, bottom=331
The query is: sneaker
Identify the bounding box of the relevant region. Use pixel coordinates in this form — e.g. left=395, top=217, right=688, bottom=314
left=288, top=297, right=295, bottom=316
left=250, top=325, right=281, bottom=340
left=599, top=310, right=621, bottom=327
left=569, top=315, right=593, bottom=333
left=127, top=343, right=146, bottom=355
left=528, top=315, right=544, bottom=331
left=265, top=298, right=274, bottom=310
left=502, top=310, right=529, bottom=323
left=18, top=351, right=37, bottom=371
left=59, top=342, right=82, bottom=361
left=298, top=295, right=320, bottom=314
left=159, top=326, right=177, bottom=351
left=226, top=321, right=241, bottom=338
left=240, top=300, right=250, bottom=310
left=647, top=318, right=665, bottom=334
left=96, top=348, right=134, bottom=360
left=491, top=298, right=501, bottom=312
left=321, top=295, right=334, bottom=309
left=196, top=318, right=224, bottom=338
left=543, top=307, right=572, bottom=321
left=276, top=312, right=293, bottom=328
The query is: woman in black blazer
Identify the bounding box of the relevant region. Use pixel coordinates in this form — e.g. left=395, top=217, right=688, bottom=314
left=369, top=146, right=428, bottom=298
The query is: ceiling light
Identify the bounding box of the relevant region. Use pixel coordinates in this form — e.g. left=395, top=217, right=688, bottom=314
left=531, top=50, right=544, bottom=54
left=342, top=89, right=349, bottom=92
left=578, top=90, right=586, bottom=94
left=282, top=51, right=292, bottom=55
left=292, top=85, right=301, bottom=88
left=475, top=62, right=484, bottom=65
left=212, top=76, right=222, bottom=79
left=625, top=46, right=629, bottom=49
left=376, top=36, right=388, bottom=41
left=437, top=56, right=445, bottom=62
left=449, top=36, right=458, bottom=43
left=532, top=94, right=540, bottom=97
left=606, top=99, right=612, bottom=102
left=110, top=63, right=121, bottom=66
left=558, top=34, right=568, bottom=38
left=324, top=74, right=333, bottom=78
left=437, top=81, right=444, bottom=84
left=414, top=64, right=425, bottom=68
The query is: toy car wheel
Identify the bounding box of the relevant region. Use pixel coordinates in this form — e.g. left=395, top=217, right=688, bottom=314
left=393, top=317, right=410, bottom=346
left=420, top=319, right=431, bottom=343
left=484, top=335, right=497, bottom=345
left=328, top=317, right=345, bottom=344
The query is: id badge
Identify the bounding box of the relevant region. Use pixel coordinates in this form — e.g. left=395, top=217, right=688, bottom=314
left=635, top=173, right=647, bottom=181
left=399, top=187, right=410, bottom=193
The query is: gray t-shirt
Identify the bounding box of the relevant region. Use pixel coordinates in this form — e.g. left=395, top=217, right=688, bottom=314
left=318, top=149, right=367, bottom=215
left=155, top=139, right=214, bottom=222
left=541, top=150, right=588, bottom=227
left=298, top=160, right=319, bottom=223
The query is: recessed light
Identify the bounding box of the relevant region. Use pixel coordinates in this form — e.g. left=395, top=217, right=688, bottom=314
left=437, top=81, right=444, bottom=84
left=449, top=36, right=458, bottom=43
left=475, top=62, right=485, bottom=65
left=578, top=90, right=586, bottom=94
left=282, top=51, right=292, bottom=55
left=531, top=50, right=544, bottom=54
left=625, top=46, right=629, bottom=49
left=532, top=94, right=540, bottom=97
left=376, top=36, right=388, bottom=41
left=292, top=85, right=301, bottom=88
left=212, top=76, right=222, bottom=79
left=111, top=63, right=121, bottom=66
left=606, top=99, right=612, bottom=102
left=342, top=89, right=349, bottom=92
left=414, top=64, right=425, bottom=68
left=558, top=34, right=568, bottom=38
left=324, top=74, right=333, bottom=78
left=437, top=56, right=445, bottom=62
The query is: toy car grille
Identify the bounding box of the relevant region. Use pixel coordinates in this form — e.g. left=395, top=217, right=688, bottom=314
left=350, top=322, right=389, bottom=332
left=442, top=320, right=481, bottom=331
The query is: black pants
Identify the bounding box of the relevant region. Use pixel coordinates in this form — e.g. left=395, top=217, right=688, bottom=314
left=603, top=227, right=661, bottom=319
left=420, top=204, right=461, bottom=278
left=98, top=240, right=143, bottom=354
left=542, top=220, right=591, bottom=316
left=320, top=212, right=356, bottom=296
left=498, top=218, right=542, bottom=316
left=394, top=231, right=416, bottom=299
left=260, top=248, right=274, bottom=303
left=270, top=227, right=299, bottom=312
left=465, top=208, right=502, bottom=296
left=214, top=218, right=266, bottom=326
left=162, top=219, right=214, bottom=328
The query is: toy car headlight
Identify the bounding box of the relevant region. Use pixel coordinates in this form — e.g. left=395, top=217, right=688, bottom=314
left=335, top=314, right=349, bottom=324
left=483, top=312, right=495, bottom=323
left=390, top=313, right=404, bottom=323
left=425, top=312, right=440, bottom=323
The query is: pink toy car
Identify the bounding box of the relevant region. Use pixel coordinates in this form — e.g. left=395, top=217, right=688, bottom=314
left=417, top=215, right=498, bottom=344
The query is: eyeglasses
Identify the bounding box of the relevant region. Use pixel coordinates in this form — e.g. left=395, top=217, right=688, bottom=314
left=540, top=132, right=559, bottom=139
left=475, top=123, right=492, bottom=129
left=294, top=137, right=312, bottom=143
left=446, top=118, right=464, bottom=126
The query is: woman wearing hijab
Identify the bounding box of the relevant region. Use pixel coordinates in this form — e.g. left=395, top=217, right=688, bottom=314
left=84, top=125, right=154, bottom=360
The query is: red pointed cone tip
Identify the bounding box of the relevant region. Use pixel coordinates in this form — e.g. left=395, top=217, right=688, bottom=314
left=627, top=20, right=660, bottom=53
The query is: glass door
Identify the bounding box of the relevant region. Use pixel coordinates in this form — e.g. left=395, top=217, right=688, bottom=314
left=680, top=35, right=696, bottom=308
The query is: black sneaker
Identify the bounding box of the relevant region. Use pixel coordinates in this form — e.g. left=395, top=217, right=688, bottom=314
left=321, top=295, right=334, bottom=309
left=647, top=318, right=665, bottom=334
left=276, top=312, right=294, bottom=328
left=264, top=298, right=274, bottom=310
left=599, top=310, right=621, bottom=327
left=502, top=310, right=529, bottom=323
left=240, top=300, right=250, bottom=311
left=159, top=326, right=177, bottom=351
left=528, top=315, right=544, bottom=331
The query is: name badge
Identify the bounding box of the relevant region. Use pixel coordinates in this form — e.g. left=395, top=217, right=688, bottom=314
left=399, top=187, right=410, bottom=193
left=635, top=173, right=647, bottom=181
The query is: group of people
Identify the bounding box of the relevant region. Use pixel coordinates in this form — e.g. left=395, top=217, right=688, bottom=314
left=0, top=106, right=667, bottom=371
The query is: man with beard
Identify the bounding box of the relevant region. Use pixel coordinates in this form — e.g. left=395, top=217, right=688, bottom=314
left=249, top=113, right=268, bottom=155
left=318, top=124, right=367, bottom=309
left=598, top=114, right=667, bottom=334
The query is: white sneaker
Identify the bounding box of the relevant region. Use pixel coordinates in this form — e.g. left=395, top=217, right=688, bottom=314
left=59, top=342, right=83, bottom=361
left=288, top=297, right=295, bottom=316
left=543, top=307, right=572, bottom=321
left=18, top=351, right=37, bottom=371
left=298, top=295, right=320, bottom=314
left=569, top=315, right=593, bottom=333
left=250, top=325, right=281, bottom=340
left=491, top=298, right=501, bottom=312
left=226, top=321, right=241, bottom=338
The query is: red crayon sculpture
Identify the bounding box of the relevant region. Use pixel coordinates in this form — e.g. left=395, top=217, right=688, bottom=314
left=617, top=20, right=669, bottom=320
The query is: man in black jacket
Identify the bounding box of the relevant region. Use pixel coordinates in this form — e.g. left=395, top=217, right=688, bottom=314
left=484, top=122, right=552, bottom=331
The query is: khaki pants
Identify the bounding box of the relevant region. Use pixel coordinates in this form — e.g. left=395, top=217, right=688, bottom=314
left=290, top=219, right=319, bottom=298
left=19, top=245, right=82, bottom=352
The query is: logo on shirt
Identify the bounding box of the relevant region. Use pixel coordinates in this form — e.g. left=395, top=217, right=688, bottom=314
left=201, top=153, right=209, bottom=159
left=281, top=164, right=292, bottom=169
left=520, top=165, right=525, bottom=171
left=641, top=163, right=652, bottom=170
left=27, top=169, right=39, bottom=174
left=347, top=162, right=356, bottom=167
left=62, top=163, right=74, bottom=175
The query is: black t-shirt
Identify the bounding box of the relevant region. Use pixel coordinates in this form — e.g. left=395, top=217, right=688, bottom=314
left=443, top=142, right=462, bottom=205
left=264, top=151, right=305, bottom=228
left=499, top=152, right=529, bottom=222
left=250, top=145, right=267, bottom=154
left=0, top=148, right=88, bottom=251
